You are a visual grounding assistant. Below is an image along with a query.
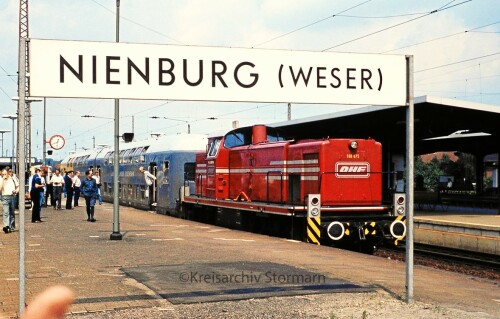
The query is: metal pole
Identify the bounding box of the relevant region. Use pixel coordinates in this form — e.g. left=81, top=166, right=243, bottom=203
left=18, top=38, right=27, bottom=316
left=287, top=103, right=291, bottom=120
left=11, top=119, right=15, bottom=169
left=110, top=0, right=122, bottom=240
left=42, top=97, right=46, bottom=165
left=405, top=55, right=414, bottom=304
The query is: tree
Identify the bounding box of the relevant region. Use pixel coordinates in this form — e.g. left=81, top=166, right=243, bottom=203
left=414, top=155, right=442, bottom=191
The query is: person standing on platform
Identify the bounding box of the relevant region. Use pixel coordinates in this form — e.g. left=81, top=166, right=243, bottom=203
left=7, top=168, right=19, bottom=225
left=30, top=169, right=46, bottom=223
left=92, top=170, right=103, bottom=205
left=45, top=170, right=53, bottom=207
left=40, top=171, right=47, bottom=212
left=28, top=168, right=40, bottom=210
left=139, top=166, right=157, bottom=206
left=50, top=169, right=64, bottom=210
left=72, top=171, right=81, bottom=207
left=0, top=169, right=18, bottom=233
left=64, top=171, right=74, bottom=210
left=81, top=170, right=98, bottom=222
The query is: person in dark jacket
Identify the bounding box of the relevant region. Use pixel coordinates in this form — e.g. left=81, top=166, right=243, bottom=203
left=64, top=171, right=74, bottom=209
left=81, top=170, right=98, bottom=222
left=30, top=169, right=46, bottom=223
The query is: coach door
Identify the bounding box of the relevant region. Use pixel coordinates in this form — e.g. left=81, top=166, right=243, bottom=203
left=149, top=163, right=158, bottom=207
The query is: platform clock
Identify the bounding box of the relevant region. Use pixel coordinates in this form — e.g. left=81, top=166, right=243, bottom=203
left=49, top=134, right=65, bottom=150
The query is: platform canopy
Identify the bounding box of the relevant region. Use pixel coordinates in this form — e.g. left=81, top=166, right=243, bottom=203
left=271, top=96, right=500, bottom=157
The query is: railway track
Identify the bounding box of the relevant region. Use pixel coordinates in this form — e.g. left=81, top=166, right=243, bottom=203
left=411, top=243, right=500, bottom=271
left=375, top=243, right=500, bottom=280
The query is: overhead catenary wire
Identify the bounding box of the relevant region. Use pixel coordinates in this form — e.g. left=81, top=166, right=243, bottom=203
left=381, top=21, right=500, bottom=53
left=322, top=0, right=472, bottom=51
left=88, top=0, right=184, bottom=44
left=415, top=52, right=500, bottom=73
left=252, top=0, right=372, bottom=48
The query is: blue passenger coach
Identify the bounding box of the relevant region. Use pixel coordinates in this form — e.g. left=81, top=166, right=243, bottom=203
left=60, top=133, right=207, bottom=214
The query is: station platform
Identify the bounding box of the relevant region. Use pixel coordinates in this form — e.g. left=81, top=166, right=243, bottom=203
left=0, top=203, right=499, bottom=318
left=414, top=207, right=499, bottom=255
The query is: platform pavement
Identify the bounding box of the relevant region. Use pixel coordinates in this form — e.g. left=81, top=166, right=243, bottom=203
left=0, top=203, right=172, bottom=318
left=1, top=203, right=499, bottom=318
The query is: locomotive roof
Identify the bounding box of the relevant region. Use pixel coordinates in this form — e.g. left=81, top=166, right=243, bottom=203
left=271, top=95, right=500, bottom=156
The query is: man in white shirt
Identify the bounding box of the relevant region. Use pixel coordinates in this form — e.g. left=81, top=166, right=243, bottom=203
left=139, top=166, right=157, bottom=206
left=7, top=168, right=19, bottom=229
left=50, top=169, right=65, bottom=210
left=0, top=169, right=19, bottom=233
left=72, top=171, right=81, bottom=207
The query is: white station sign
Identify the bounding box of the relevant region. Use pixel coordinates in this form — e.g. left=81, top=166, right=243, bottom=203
left=29, top=39, right=407, bottom=105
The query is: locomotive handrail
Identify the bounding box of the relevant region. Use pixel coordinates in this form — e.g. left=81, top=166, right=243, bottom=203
left=266, top=171, right=284, bottom=204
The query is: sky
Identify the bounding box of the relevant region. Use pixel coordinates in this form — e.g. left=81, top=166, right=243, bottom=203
left=0, top=0, right=499, bottom=160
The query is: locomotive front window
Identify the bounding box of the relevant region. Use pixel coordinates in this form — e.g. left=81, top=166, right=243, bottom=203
left=208, top=138, right=222, bottom=157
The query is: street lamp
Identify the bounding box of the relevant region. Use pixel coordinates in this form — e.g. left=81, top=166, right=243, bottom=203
left=0, top=129, right=10, bottom=157
left=2, top=115, right=17, bottom=169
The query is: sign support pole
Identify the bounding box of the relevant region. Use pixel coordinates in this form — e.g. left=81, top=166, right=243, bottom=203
left=110, top=0, right=122, bottom=240
left=405, top=55, right=414, bottom=304
left=17, top=38, right=27, bottom=315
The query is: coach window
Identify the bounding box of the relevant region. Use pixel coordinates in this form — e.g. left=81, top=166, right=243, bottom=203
left=208, top=138, right=222, bottom=157
left=123, top=149, right=132, bottom=164
left=104, top=151, right=112, bottom=165
left=133, top=147, right=143, bottom=163
left=184, top=162, right=195, bottom=181
left=140, top=146, right=149, bottom=162
left=108, top=152, right=114, bottom=165
left=128, top=148, right=136, bottom=163
left=119, top=150, right=126, bottom=164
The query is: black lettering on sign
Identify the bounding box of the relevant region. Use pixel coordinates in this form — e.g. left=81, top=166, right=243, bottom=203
left=212, top=61, right=228, bottom=88
left=234, top=62, right=258, bottom=88
left=106, top=56, right=120, bottom=85
left=127, top=58, right=150, bottom=84
left=183, top=59, right=203, bottom=86
left=159, top=58, right=175, bottom=86
left=60, top=55, right=83, bottom=83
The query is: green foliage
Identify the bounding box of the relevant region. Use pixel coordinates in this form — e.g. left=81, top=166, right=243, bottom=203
left=414, top=155, right=441, bottom=191
left=414, top=153, right=476, bottom=191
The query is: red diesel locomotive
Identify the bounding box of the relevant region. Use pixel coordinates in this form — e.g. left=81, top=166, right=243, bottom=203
left=182, top=125, right=406, bottom=250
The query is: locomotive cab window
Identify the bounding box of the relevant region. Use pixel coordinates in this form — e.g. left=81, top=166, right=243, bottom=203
left=224, top=131, right=248, bottom=148
left=266, top=127, right=286, bottom=142
left=208, top=138, right=222, bottom=157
